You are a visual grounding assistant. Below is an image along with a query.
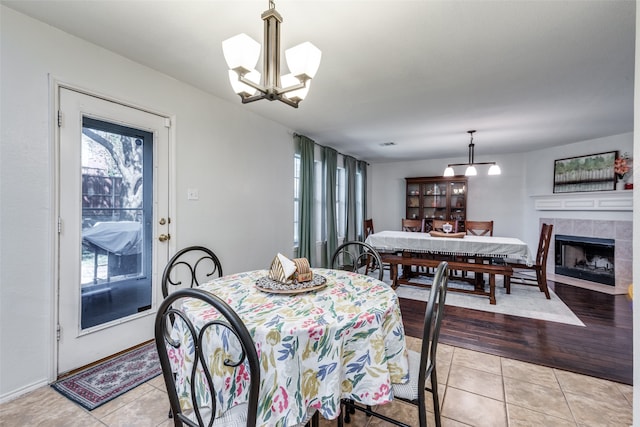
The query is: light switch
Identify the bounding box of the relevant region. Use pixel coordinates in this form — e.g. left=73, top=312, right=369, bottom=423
left=187, top=188, right=199, bottom=200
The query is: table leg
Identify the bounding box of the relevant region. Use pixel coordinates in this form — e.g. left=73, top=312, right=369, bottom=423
left=489, top=274, right=496, bottom=305
left=390, top=263, right=398, bottom=288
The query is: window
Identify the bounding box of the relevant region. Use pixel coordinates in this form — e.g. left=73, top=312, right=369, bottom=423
left=314, top=160, right=323, bottom=241
left=355, top=170, right=363, bottom=240
left=336, top=167, right=346, bottom=238
left=293, top=154, right=300, bottom=245
left=294, top=150, right=365, bottom=246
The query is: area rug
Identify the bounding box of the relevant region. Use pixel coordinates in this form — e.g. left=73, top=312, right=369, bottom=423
left=51, top=341, right=162, bottom=410
left=395, top=276, right=585, bottom=327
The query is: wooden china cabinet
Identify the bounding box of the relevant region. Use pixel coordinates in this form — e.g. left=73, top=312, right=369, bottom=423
left=405, top=176, right=468, bottom=232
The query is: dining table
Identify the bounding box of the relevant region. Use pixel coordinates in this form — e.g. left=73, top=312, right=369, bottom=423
left=365, top=230, right=534, bottom=264
left=167, top=267, right=410, bottom=427
left=365, top=230, right=535, bottom=304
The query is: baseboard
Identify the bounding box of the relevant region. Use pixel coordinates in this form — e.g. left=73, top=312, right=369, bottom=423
left=0, top=378, right=49, bottom=405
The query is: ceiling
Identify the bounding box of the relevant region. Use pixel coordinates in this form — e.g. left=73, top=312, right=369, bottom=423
left=3, top=0, right=635, bottom=163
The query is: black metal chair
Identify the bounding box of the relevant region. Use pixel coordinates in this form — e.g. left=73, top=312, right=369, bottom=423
left=331, top=241, right=384, bottom=281
left=339, top=261, right=449, bottom=427
left=155, top=288, right=260, bottom=426
left=161, top=246, right=223, bottom=298
left=160, top=247, right=223, bottom=420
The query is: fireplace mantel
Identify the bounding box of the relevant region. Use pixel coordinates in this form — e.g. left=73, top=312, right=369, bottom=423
left=531, top=191, right=632, bottom=211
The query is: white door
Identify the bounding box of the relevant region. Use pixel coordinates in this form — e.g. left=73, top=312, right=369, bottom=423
left=57, top=87, right=171, bottom=375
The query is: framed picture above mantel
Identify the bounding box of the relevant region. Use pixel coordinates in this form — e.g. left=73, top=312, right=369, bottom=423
left=553, top=151, right=617, bottom=193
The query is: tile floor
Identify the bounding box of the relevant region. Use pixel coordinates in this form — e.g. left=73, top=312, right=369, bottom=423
left=0, top=336, right=632, bottom=426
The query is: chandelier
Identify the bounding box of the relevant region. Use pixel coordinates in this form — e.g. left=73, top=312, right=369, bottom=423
left=443, top=130, right=501, bottom=177
left=222, top=1, right=322, bottom=108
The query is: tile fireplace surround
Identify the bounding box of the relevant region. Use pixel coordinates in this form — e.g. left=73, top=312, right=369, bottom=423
left=540, top=217, right=632, bottom=294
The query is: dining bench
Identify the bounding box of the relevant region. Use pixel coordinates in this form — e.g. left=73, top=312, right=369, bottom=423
left=381, top=253, right=512, bottom=304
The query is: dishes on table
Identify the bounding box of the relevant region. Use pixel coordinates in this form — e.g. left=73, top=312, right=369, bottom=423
left=259, top=253, right=324, bottom=293
left=255, top=275, right=327, bottom=294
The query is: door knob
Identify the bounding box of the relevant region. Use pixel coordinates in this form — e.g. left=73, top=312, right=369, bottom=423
left=158, top=234, right=170, bottom=242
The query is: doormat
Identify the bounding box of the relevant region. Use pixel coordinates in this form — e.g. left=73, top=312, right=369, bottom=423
left=51, top=341, right=162, bottom=411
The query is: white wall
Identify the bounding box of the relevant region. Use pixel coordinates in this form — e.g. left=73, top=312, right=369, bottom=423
left=370, top=133, right=633, bottom=252
left=521, top=133, right=633, bottom=246
left=0, top=7, right=295, bottom=400
left=371, top=152, right=526, bottom=239
left=1, top=3, right=637, bottom=407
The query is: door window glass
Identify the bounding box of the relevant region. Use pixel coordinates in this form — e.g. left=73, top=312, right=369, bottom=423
left=80, top=117, right=153, bottom=329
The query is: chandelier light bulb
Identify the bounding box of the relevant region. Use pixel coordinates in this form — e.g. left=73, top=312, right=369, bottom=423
left=228, top=69, right=260, bottom=96
left=222, top=1, right=321, bottom=108
left=285, top=42, right=322, bottom=80
left=281, top=73, right=310, bottom=101
left=465, top=165, right=477, bottom=176
left=446, top=131, right=500, bottom=177
left=222, top=33, right=261, bottom=73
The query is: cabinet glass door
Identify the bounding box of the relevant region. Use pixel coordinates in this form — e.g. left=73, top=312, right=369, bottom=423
left=423, top=183, right=447, bottom=220
left=406, top=176, right=467, bottom=232
left=407, top=183, right=420, bottom=219
left=449, top=181, right=466, bottom=228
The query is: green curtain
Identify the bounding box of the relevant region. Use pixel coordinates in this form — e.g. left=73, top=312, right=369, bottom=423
left=358, top=160, right=368, bottom=240
left=345, top=155, right=357, bottom=242
left=324, top=147, right=338, bottom=267
left=296, top=134, right=316, bottom=265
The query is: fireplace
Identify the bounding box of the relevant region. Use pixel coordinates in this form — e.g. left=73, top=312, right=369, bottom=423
left=554, top=235, right=615, bottom=286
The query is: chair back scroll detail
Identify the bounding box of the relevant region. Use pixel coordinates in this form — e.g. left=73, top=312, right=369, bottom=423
left=331, top=241, right=384, bottom=281
left=155, top=288, right=259, bottom=427
left=161, top=246, right=223, bottom=298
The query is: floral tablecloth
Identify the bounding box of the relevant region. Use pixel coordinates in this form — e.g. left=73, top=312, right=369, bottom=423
left=168, top=268, right=409, bottom=426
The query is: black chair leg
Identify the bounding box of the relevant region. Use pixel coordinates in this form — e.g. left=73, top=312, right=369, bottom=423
left=430, top=370, right=442, bottom=427
left=305, top=411, right=320, bottom=427
left=344, top=399, right=354, bottom=423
